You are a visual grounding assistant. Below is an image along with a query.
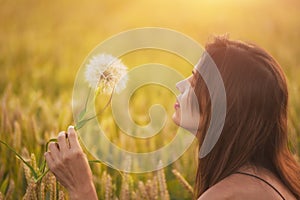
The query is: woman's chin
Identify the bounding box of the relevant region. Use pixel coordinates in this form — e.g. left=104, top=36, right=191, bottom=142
left=172, top=113, right=198, bottom=135
left=172, top=113, right=180, bottom=126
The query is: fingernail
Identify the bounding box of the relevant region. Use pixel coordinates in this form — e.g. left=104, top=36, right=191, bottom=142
left=68, top=125, right=74, bottom=130
left=59, top=131, right=65, bottom=137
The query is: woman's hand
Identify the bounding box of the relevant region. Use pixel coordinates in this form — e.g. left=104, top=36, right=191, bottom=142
left=44, top=126, right=98, bottom=200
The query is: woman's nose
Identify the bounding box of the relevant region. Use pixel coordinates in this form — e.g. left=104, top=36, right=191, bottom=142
left=176, top=79, right=189, bottom=93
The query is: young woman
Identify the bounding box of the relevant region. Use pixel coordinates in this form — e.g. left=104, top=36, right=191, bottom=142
left=45, top=36, right=300, bottom=199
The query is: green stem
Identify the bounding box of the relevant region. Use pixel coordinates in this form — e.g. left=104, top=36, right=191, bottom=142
left=0, top=140, right=38, bottom=179
left=77, top=88, right=92, bottom=122
left=85, top=88, right=92, bottom=109
left=1, top=86, right=116, bottom=183
left=40, top=138, right=57, bottom=174
left=75, top=87, right=115, bottom=131
left=35, top=169, right=49, bottom=183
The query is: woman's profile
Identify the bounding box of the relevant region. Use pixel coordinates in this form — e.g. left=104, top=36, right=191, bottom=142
left=45, top=35, right=300, bottom=199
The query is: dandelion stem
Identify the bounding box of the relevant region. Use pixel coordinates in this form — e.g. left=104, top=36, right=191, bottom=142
left=84, top=88, right=92, bottom=112
left=75, top=87, right=115, bottom=130
left=77, top=88, right=92, bottom=121
left=36, top=87, right=116, bottom=182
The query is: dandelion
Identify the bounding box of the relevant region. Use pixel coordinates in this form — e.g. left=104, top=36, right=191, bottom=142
left=85, top=53, right=128, bottom=94
left=75, top=53, right=128, bottom=130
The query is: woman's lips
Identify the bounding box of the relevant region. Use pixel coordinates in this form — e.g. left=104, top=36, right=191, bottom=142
left=174, top=102, right=180, bottom=109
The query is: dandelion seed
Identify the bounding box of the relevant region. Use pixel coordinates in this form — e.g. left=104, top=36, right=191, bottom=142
left=85, top=53, right=128, bottom=94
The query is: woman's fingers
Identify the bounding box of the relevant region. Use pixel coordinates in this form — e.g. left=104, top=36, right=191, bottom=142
left=44, top=125, right=97, bottom=197
left=44, top=151, right=55, bottom=169
left=57, top=131, right=68, bottom=151
left=67, top=126, right=81, bottom=150
left=48, top=142, right=60, bottom=155
left=44, top=151, right=74, bottom=190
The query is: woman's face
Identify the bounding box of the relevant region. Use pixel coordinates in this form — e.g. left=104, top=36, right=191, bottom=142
left=172, top=69, right=200, bottom=134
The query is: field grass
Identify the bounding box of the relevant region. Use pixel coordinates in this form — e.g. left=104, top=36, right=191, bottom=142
left=0, top=0, right=300, bottom=199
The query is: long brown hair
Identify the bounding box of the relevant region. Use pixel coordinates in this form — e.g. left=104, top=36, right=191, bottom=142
left=193, top=36, right=300, bottom=199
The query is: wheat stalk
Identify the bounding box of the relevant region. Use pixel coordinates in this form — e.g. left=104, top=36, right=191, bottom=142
left=58, top=190, right=65, bottom=200
left=13, top=121, right=21, bottom=150
left=105, top=173, right=113, bottom=200
left=5, top=179, right=15, bottom=200
left=48, top=181, right=54, bottom=200
left=172, top=169, right=193, bottom=195
left=23, top=163, right=33, bottom=186
left=145, top=178, right=158, bottom=200
left=120, top=173, right=130, bottom=200
left=22, top=181, right=37, bottom=200
left=39, top=182, right=45, bottom=200
left=31, top=153, right=38, bottom=173
left=51, top=174, right=57, bottom=200
left=157, top=161, right=170, bottom=200
left=133, top=191, right=140, bottom=200
left=137, top=181, right=149, bottom=200
left=45, top=172, right=57, bottom=200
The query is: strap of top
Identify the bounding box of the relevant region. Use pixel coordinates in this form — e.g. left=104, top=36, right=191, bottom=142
left=234, top=171, right=285, bottom=200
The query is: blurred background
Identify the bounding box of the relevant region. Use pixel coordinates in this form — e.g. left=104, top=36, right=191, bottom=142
left=0, top=0, right=299, bottom=199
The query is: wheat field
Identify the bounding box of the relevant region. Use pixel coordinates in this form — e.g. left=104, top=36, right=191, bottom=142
left=0, top=0, right=300, bottom=199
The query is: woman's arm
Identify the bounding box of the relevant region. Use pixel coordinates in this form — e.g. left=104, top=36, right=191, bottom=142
left=44, top=126, right=98, bottom=200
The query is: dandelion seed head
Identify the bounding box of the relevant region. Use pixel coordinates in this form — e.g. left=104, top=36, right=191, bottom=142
left=85, top=53, right=128, bottom=94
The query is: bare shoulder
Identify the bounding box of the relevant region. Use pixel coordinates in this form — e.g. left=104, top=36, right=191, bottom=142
left=198, top=169, right=296, bottom=200
left=198, top=174, right=241, bottom=200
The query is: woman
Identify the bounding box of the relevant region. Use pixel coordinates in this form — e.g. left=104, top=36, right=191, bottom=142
left=45, top=36, right=300, bottom=199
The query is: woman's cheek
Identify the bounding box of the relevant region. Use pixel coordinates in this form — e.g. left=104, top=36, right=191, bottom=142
left=178, top=87, right=200, bottom=134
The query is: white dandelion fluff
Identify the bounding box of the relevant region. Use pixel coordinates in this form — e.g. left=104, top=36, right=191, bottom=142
left=85, top=53, right=128, bottom=94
